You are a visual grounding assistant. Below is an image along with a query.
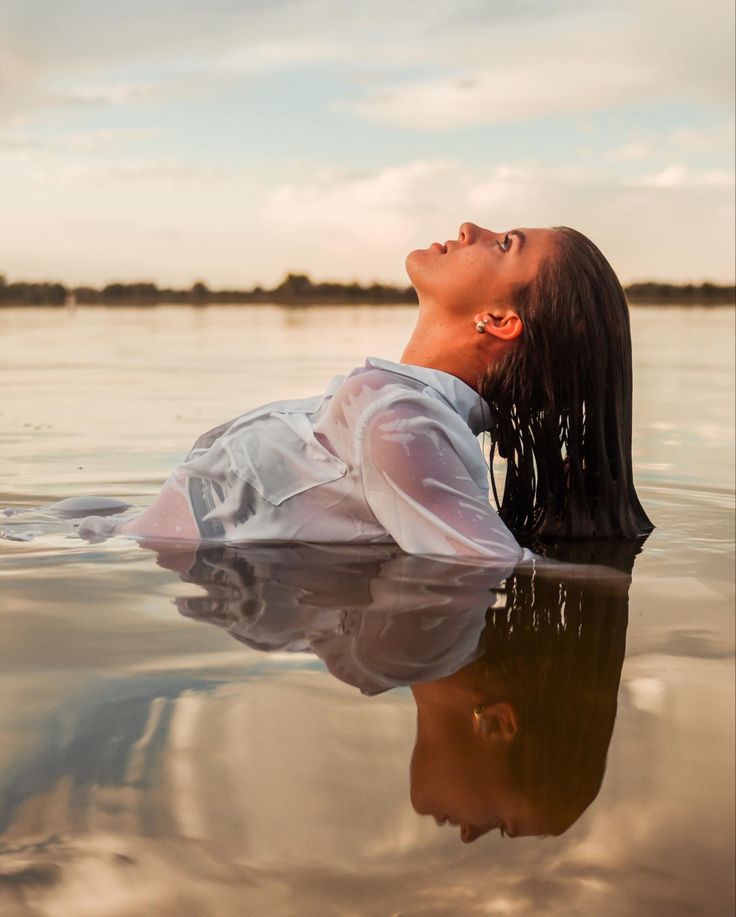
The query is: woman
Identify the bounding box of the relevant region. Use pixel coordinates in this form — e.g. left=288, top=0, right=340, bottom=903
left=81, top=222, right=653, bottom=558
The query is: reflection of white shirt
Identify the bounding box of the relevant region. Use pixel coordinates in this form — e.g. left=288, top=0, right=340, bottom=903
left=110, top=357, right=526, bottom=563
left=175, top=545, right=512, bottom=696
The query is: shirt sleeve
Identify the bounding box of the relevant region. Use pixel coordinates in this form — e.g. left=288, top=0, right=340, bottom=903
left=360, top=396, right=525, bottom=564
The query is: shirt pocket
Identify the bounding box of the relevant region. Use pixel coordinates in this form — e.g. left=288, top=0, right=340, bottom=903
left=221, top=412, right=347, bottom=506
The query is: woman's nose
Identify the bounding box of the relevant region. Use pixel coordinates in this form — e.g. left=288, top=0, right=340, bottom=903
left=458, top=222, right=481, bottom=244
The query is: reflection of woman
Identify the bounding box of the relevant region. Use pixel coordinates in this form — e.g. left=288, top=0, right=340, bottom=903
left=163, top=538, right=639, bottom=842
left=82, top=222, right=652, bottom=558
left=410, top=557, right=632, bottom=841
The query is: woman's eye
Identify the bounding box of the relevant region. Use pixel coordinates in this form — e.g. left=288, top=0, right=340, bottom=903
left=497, top=233, right=511, bottom=252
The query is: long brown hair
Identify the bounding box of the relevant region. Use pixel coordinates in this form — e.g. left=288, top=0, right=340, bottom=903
left=480, top=538, right=642, bottom=834
left=479, top=227, right=654, bottom=539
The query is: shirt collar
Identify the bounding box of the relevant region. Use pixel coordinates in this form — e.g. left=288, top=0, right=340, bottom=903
left=365, top=356, right=491, bottom=435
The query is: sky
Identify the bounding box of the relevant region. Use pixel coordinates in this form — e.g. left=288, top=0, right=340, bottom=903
left=0, top=0, right=734, bottom=288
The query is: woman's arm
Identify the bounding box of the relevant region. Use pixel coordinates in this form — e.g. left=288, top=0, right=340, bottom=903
left=360, top=397, right=524, bottom=563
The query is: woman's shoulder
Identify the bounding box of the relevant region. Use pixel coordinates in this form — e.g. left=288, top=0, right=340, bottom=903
left=322, top=364, right=479, bottom=463
left=331, top=357, right=485, bottom=435
left=329, top=358, right=441, bottom=418
left=337, top=357, right=461, bottom=401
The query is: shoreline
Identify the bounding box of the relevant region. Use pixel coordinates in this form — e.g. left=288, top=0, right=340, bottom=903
left=0, top=297, right=734, bottom=308
left=1, top=274, right=733, bottom=309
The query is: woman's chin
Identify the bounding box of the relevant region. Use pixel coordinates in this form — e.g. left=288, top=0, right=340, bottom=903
left=405, top=247, right=431, bottom=285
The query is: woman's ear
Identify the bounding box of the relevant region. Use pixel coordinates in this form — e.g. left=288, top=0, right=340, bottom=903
left=472, top=701, right=519, bottom=743
left=474, top=310, right=523, bottom=342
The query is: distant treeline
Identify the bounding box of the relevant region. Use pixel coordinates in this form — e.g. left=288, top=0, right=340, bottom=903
left=0, top=273, right=733, bottom=307
left=624, top=281, right=735, bottom=303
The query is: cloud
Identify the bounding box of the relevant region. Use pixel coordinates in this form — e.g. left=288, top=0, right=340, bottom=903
left=1, top=0, right=733, bottom=131
left=338, top=0, right=734, bottom=130
left=0, top=129, right=166, bottom=165
left=2, top=141, right=733, bottom=286
left=340, top=59, right=653, bottom=130
left=64, top=158, right=224, bottom=185
left=53, top=82, right=157, bottom=107
left=596, top=123, right=735, bottom=165
left=262, top=158, right=735, bottom=284
left=0, top=134, right=46, bottom=152
left=60, top=128, right=166, bottom=153
left=0, top=41, right=44, bottom=118
left=221, top=39, right=347, bottom=71
left=625, top=165, right=736, bottom=189
left=603, top=143, right=654, bottom=163
left=260, top=159, right=488, bottom=282
left=668, top=124, right=736, bottom=153
left=266, top=160, right=459, bottom=215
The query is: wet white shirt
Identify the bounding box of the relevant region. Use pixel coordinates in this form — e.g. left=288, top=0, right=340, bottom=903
left=92, top=356, right=526, bottom=563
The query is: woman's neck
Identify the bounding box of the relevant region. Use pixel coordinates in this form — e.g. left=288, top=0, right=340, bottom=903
left=411, top=660, right=506, bottom=714
left=400, top=315, right=500, bottom=392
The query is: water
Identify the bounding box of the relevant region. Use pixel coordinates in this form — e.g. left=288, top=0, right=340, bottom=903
left=0, top=305, right=733, bottom=916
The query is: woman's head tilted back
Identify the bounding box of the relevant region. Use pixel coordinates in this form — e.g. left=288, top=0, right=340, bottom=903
left=407, top=222, right=654, bottom=539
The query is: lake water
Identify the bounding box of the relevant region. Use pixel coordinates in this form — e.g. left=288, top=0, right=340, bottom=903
left=0, top=304, right=734, bottom=916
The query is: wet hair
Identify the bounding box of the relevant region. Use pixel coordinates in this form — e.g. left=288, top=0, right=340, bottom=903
left=479, top=539, right=642, bottom=834
left=479, top=227, right=654, bottom=539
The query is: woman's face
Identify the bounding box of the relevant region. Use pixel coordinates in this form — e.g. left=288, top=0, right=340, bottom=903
left=406, top=221, right=559, bottom=314
left=410, top=713, right=546, bottom=843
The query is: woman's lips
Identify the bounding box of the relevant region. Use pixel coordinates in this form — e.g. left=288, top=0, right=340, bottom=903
left=434, top=815, right=459, bottom=826
left=431, top=242, right=447, bottom=254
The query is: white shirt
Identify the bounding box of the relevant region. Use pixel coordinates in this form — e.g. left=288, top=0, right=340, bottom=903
left=89, top=356, right=526, bottom=564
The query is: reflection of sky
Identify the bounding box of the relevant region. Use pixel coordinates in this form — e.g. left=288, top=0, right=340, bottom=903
left=0, top=527, right=734, bottom=914
left=0, top=0, right=733, bottom=285
left=0, top=658, right=732, bottom=914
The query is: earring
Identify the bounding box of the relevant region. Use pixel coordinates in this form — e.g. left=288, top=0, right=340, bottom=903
left=473, top=704, right=487, bottom=720
left=475, top=320, right=487, bottom=334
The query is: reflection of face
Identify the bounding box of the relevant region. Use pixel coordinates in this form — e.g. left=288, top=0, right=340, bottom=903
left=405, top=221, right=559, bottom=315
left=409, top=713, right=547, bottom=843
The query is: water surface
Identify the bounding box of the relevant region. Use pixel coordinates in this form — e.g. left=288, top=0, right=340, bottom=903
left=0, top=305, right=733, bottom=916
